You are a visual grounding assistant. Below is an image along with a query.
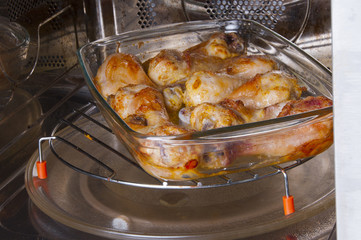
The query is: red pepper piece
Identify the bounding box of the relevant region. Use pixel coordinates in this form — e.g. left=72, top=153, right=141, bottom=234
left=185, top=159, right=198, bottom=169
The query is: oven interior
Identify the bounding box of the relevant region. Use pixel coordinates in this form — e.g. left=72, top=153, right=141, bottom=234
left=0, top=0, right=334, bottom=239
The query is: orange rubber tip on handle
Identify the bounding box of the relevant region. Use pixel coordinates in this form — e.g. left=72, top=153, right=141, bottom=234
left=36, top=161, right=47, bottom=179
left=283, top=195, right=295, bottom=216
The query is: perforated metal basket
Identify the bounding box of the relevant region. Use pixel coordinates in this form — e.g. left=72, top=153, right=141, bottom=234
left=108, top=0, right=309, bottom=42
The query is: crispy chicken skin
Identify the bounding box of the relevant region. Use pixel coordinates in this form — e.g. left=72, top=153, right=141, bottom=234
left=138, top=139, right=203, bottom=169
left=179, top=56, right=277, bottom=108
left=188, top=103, right=243, bottom=131
left=146, top=123, right=190, bottom=136
left=277, top=96, right=333, bottom=117
left=219, top=55, right=277, bottom=80
left=228, top=70, right=304, bottom=109
left=184, top=32, right=246, bottom=60
left=220, top=96, right=328, bottom=125
left=108, top=84, right=192, bottom=137
left=147, top=33, right=246, bottom=87
left=182, top=57, right=278, bottom=109
left=220, top=98, right=267, bottom=123
left=147, top=49, right=190, bottom=86
left=108, top=86, right=203, bottom=171
left=183, top=71, right=243, bottom=107
left=94, top=53, right=154, bottom=98
left=108, top=84, right=169, bottom=132
left=183, top=32, right=246, bottom=73
left=238, top=96, right=333, bottom=159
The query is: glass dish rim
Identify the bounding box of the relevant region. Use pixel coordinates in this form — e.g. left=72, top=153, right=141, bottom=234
left=77, top=19, right=333, bottom=141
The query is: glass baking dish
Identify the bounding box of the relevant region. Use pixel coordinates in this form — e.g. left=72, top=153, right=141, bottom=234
left=77, top=20, right=333, bottom=181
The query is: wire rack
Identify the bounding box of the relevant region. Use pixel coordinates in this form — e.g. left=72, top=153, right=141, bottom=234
left=37, top=102, right=312, bottom=193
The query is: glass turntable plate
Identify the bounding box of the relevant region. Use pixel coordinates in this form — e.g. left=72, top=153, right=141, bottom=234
left=25, top=112, right=335, bottom=239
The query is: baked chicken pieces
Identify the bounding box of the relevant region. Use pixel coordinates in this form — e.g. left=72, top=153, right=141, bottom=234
left=93, top=32, right=333, bottom=180
left=108, top=84, right=189, bottom=136
left=147, top=32, right=247, bottom=86
left=219, top=55, right=277, bottom=80
left=189, top=103, right=244, bottom=131
left=237, top=96, right=333, bottom=163
left=183, top=71, right=243, bottom=107
left=94, top=53, right=155, bottom=98
left=147, top=49, right=190, bottom=87
left=108, top=84, right=169, bottom=130
left=107, top=84, right=203, bottom=174
left=228, top=71, right=304, bottom=109
left=184, top=32, right=246, bottom=60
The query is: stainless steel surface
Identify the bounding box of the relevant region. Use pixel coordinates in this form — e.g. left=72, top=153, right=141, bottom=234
left=85, top=0, right=331, bottom=69
left=83, top=0, right=187, bottom=42
left=183, top=0, right=310, bottom=41
left=0, top=88, right=42, bottom=178
left=0, top=0, right=335, bottom=239
left=295, top=0, right=331, bottom=69
left=183, top=0, right=332, bottom=69
left=0, top=1, right=91, bottom=238
left=111, top=0, right=187, bottom=33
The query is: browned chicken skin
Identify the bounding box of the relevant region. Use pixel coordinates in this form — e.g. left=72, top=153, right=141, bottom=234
left=108, top=84, right=169, bottom=132
left=228, top=70, right=305, bottom=109
left=189, top=103, right=244, bottom=131
left=95, top=53, right=154, bottom=98
left=219, top=55, right=277, bottom=80
left=181, top=55, right=277, bottom=109
left=184, top=32, right=246, bottom=60
left=183, top=32, right=246, bottom=74
left=108, top=84, right=191, bottom=136
left=183, top=71, right=243, bottom=107
left=277, top=96, right=333, bottom=117
left=220, top=98, right=267, bottom=123
left=147, top=32, right=247, bottom=88
left=148, top=49, right=190, bottom=87
left=108, top=85, right=203, bottom=172
left=237, top=96, right=333, bottom=160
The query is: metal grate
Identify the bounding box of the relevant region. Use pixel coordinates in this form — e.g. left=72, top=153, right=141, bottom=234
left=7, top=0, right=64, bottom=30
left=136, top=0, right=157, bottom=28
left=7, top=0, right=45, bottom=21
left=204, top=0, right=286, bottom=30
left=45, top=0, right=64, bottom=30
left=30, top=55, right=66, bottom=68
left=38, top=102, right=312, bottom=190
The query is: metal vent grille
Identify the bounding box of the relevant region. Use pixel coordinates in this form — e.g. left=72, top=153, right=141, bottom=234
left=27, top=55, right=66, bottom=69
left=7, top=0, right=64, bottom=30
left=7, top=0, right=45, bottom=21
left=136, top=0, right=157, bottom=28
left=204, top=0, right=286, bottom=29
left=46, top=0, right=64, bottom=30
left=37, top=55, right=66, bottom=68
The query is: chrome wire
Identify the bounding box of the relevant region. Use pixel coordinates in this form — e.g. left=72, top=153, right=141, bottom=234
left=39, top=102, right=313, bottom=189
